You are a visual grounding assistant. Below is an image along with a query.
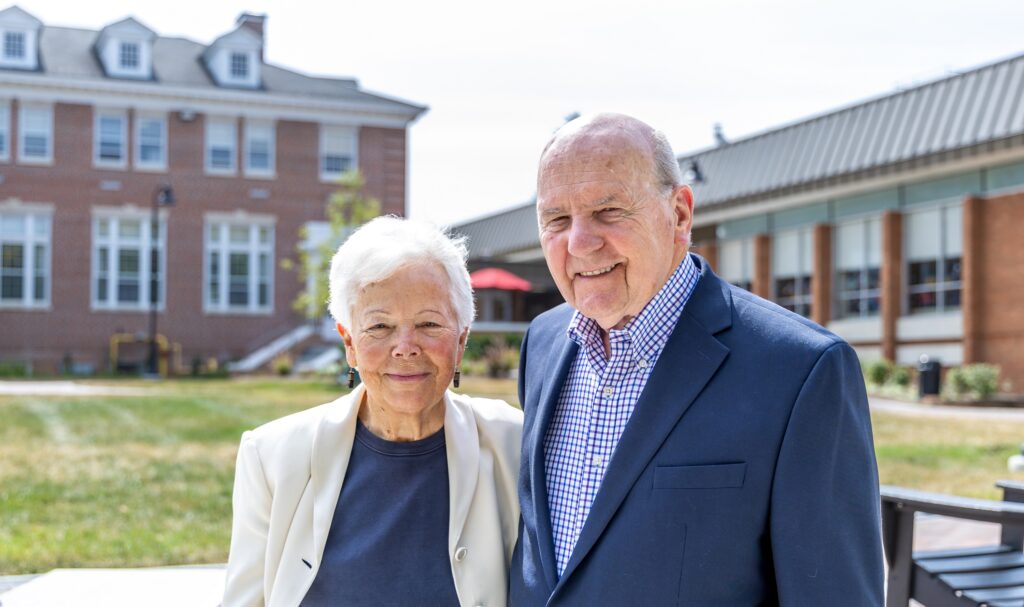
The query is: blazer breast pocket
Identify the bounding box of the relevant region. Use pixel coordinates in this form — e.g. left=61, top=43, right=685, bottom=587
left=653, top=462, right=747, bottom=489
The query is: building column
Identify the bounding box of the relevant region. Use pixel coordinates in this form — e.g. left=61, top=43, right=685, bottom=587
left=753, top=233, right=772, bottom=300
left=812, top=224, right=832, bottom=326
left=962, top=196, right=983, bottom=364
left=881, top=211, right=902, bottom=362
left=691, top=240, right=718, bottom=272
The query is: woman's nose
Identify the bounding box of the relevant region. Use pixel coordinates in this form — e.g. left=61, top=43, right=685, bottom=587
left=392, top=327, right=420, bottom=357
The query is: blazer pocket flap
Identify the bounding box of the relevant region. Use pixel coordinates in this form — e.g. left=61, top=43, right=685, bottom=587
left=654, top=462, right=747, bottom=489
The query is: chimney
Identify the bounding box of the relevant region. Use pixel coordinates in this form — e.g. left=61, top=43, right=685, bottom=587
left=236, top=13, right=265, bottom=59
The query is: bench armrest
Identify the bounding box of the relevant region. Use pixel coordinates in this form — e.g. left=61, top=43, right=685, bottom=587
left=880, top=485, right=1024, bottom=525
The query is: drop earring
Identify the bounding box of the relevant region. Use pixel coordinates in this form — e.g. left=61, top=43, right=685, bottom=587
left=347, top=367, right=355, bottom=389
left=453, top=369, right=461, bottom=388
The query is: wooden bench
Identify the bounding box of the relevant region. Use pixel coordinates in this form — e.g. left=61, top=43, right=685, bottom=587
left=882, top=481, right=1024, bottom=606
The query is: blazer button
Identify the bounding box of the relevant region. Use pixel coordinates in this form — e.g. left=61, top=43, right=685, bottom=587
left=455, top=546, right=468, bottom=562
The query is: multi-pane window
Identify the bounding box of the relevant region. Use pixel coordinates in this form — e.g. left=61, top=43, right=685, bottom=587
left=835, top=216, right=882, bottom=319
left=230, top=52, right=248, bottom=79
left=134, top=114, right=166, bottom=169
left=205, top=219, right=273, bottom=313
left=773, top=228, right=813, bottom=317
left=205, top=118, right=237, bottom=173
left=95, top=111, right=127, bottom=166
left=18, top=104, right=52, bottom=163
left=320, top=125, right=357, bottom=180
left=0, top=103, right=9, bottom=161
left=905, top=204, right=962, bottom=315
left=3, top=31, right=24, bottom=59
left=718, top=237, right=754, bottom=292
left=0, top=211, right=50, bottom=308
left=244, top=120, right=275, bottom=176
left=119, top=42, right=139, bottom=69
left=92, top=213, right=165, bottom=310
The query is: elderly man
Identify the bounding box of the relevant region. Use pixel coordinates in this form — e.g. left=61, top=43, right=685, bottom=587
left=510, top=113, right=883, bottom=605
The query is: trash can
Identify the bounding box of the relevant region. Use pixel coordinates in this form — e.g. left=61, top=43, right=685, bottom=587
left=918, top=355, right=941, bottom=398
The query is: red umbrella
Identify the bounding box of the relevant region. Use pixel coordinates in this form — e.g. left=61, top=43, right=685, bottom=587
left=469, top=267, right=532, bottom=292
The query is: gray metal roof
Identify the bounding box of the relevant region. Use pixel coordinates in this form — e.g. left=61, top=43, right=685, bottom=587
left=27, top=25, right=425, bottom=115
left=450, top=201, right=538, bottom=260
left=682, top=52, right=1024, bottom=210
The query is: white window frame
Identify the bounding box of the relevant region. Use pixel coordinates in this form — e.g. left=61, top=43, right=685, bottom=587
left=0, top=206, right=51, bottom=310
left=205, top=117, right=237, bottom=175
left=119, top=41, right=139, bottom=70
left=203, top=214, right=274, bottom=315
left=3, top=30, right=24, bottom=60
left=834, top=215, right=883, bottom=319
left=319, top=125, right=358, bottom=182
left=772, top=227, right=814, bottom=317
left=17, top=103, right=52, bottom=165
left=134, top=113, right=167, bottom=171
left=229, top=52, right=249, bottom=80
left=0, top=101, right=9, bottom=162
left=243, top=119, right=275, bottom=178
left=93, top=109, right=128, bottom=169
left=904, top=202, right=963, bottom=316
left=91, top=208, right=167, bottom=312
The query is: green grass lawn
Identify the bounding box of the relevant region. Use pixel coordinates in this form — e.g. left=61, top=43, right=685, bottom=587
left=1, top=376, right=1022, bottom=574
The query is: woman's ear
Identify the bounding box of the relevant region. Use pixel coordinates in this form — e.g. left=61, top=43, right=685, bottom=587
left=337, top=323, right=357, bottom=367
left=456, top=328, right=470, bottom=365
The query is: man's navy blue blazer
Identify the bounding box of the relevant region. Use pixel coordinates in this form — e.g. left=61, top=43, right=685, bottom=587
left=510, top=254, right=884, bottom=606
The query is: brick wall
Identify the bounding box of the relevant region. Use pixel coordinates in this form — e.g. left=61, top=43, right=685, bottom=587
left=962, top=191, right=1024, bottom=391
left=0, top=102, right=409, bottom=373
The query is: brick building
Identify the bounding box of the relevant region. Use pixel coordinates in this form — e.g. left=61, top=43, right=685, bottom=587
left=454, top=52, right=1024, bottom=391
left=0, top=6, right=425, bottom=373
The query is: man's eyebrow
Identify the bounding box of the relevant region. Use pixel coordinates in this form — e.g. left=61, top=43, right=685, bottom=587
left=539, top=194, right=619, bottom=218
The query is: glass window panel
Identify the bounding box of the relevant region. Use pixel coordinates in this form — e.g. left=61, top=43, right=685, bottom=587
left=2, top=243, right=23, bottom=269
left=4, top=31, right=25, bottom=59
left=258, top=227, right=270, bottom=245
left=1, top=275, right=22, bottom=299
left=229, top=226, right=249, bottom=244
left=98, top=115, right=124, bottom=161
left=944, top=257, right=962, bottom=283
left=119, top=248, right=140, bottom=274
left=33, top=244, right=45, bottom=301
left=867, top=268, right=881, bottom=290
left=229, top=252, right=249, bottom=306
left=909, top=261, right=938, bottom=287
left=33, top=215, right=49, bottom=238
left=909, top=291, right=937, bottom=313
left=118, top=220, right=141, bottom=240
left=836, top=222, right=863, bottom=270
left=773, top=231, right=799, bottom=276
left=1, top=214, right=25, bottom=238
left=98, top=219, right=109, bottom=238
left=944, top=205, right=963, bottom=257
left=866, top=217, right=882, bottom=267
left=119, top=42, right=139, bottom=69
left=208, top=251, right=220, bottom=304
left=138, top=118, right=164, bottom=164
left=906, top=209, right=941, bottom=260
left=944, top=289, right=961, bottom=309
left=840, top=270, right=861, bottom=292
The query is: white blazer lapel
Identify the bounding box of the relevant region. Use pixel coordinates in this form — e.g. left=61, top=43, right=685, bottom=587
left=444, top=391, right=480, bottom=556
left=310, top=385, right=362, bottom=566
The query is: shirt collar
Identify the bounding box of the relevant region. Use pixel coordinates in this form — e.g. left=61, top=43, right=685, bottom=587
left=566, top=253, right=701, bottom=361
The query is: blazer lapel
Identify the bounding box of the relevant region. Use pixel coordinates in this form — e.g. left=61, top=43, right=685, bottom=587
left=556, top=262, right=733, bottom=586
left=444, top=391, right=480, bottom=556
left=310, top=385, right=362, bottom=566
left=530, top=333, right=579, bottom=591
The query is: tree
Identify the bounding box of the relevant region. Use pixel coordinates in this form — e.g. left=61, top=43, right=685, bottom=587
left=283, top=170, right=380, bottom=320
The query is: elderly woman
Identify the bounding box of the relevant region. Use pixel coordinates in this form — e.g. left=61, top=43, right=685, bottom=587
left=222, top=217, right=523, bottom=607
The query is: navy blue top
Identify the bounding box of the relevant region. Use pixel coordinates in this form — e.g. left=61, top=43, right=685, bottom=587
left=301, top=420, right=459, bottom=607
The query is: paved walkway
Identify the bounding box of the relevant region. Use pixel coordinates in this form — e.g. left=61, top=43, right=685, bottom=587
left=870, top=394, right=1024, bottom=420
left=0, top=381, right=151, bottom=396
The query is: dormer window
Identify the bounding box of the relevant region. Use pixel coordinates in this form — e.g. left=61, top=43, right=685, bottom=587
left=119, top=42, right=139, bottom=70
left=95, top=17, right=155, bottom=80
left=3, top=31, right=24, bottom=59
left=230, top=52, right=248, bottom=79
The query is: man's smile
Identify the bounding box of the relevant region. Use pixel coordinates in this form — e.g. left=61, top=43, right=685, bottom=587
left=575, top=263, right=621, bottom=278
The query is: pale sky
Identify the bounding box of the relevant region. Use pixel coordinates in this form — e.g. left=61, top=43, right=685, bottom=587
left=12, top=0, right=1024, bottom=226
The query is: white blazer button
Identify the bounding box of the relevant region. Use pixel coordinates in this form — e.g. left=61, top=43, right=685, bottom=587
left=455, top=546, right=468, bottom=562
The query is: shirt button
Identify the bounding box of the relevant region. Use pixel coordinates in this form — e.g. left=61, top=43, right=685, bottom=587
left=455, top=546, right=468, bottom=562
left=602, top=386, right=614, bottom=398
left=592, top=455, right=603, bottom=467
left=637, top=358, right=648, bottom=369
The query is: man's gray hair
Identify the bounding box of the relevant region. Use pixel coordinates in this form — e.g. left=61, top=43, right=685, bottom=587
left=651, top=128, right=683, bottom=192
left=327, top=216, right=475, bottom=332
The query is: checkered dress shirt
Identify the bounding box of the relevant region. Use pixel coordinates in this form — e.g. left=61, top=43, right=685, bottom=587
left=543, top=254, right=700, bottom=576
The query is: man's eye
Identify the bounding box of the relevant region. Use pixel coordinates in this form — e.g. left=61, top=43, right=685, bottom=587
left=598, top=208, right=623, bottom=217
left=544, top=216, right=569, bottom=230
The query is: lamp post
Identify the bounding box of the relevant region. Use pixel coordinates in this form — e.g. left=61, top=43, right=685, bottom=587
left=147, top=183, right=175, bottom=376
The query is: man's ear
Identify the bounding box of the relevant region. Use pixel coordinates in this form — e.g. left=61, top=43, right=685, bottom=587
left=673, top=184, right=695, bottom=246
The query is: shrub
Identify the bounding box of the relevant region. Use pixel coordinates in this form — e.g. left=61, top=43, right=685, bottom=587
left=483, top=343, right=520, bottom=378
left=863, top=359, right=892, bottom=387
left=272, top=354, right=293, bottom=377
left=0, top=361, right=28, bottom=377
left=945, top=366, right=971, bottom=398
left=890, top=365, right=912, bottom=388
left=944, top=364, right=1001, bottom=400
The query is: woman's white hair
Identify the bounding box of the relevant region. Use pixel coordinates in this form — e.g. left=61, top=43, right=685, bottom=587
left=327, top=215, right=475, bottom=332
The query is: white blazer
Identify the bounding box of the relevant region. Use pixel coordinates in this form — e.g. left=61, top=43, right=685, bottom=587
left=222, top=385, right=523, bottom=607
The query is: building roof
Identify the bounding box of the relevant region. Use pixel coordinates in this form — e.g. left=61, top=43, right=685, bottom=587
left=451, top=201, right=538, bottom=259
left=25, top=24, right=425, bottom=116
left=682, top=52, right=1024, bottom=211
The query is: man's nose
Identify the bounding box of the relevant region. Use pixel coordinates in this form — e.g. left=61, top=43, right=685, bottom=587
left=392, top=327, right=420, bottom=357
left=566, top=218, right=602, bottom=256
